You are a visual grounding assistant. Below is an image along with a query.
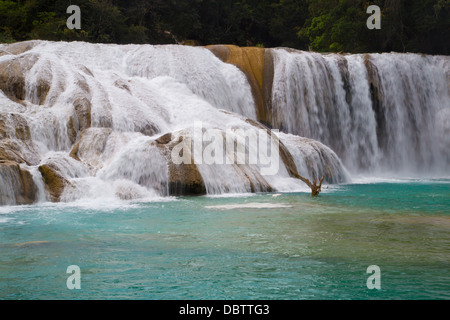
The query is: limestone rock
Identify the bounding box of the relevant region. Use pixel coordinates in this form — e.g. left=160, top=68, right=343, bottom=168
left=74, top=97, right=92, bottom=131
left=156, top=133, right=206, bottom=196
left=0, top=113, right=31, bottom=141
left=207, top=45, right=267, bottom=120
left=0, top=113, right=40, bottom=165
left=0, top=161, right=37, bottom=205
left=0, top=139, right=28, bottom=164
left=0, top=52, right=52, bottom=105
left=134, top=122, right=160, bottom=137
left=364, top=54, right=386, bottom=150
left=65, top=74, right=93, bottom=144
left=0, top=41, right=39, bottom=56
left=0, top=138, right=40, bottom=166
left=0, top=55, right=34, bottom=102
left=38, top=164, right=67, bottom=202
left=279, top=133, right=349, bottom=184
left=69, top=128, right=113, bottom=170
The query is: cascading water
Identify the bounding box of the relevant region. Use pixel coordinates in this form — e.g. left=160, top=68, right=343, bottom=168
left=1, top=41, right=344, bottom=204
left=2, top=41, right=446, bottom=205
left=1, top=42, right=449, bottom=303
left=270, top=48, right=450, bottom=176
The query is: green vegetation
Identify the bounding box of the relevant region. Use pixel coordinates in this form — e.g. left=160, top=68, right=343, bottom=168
left=0, top=0, right=448, bottom=54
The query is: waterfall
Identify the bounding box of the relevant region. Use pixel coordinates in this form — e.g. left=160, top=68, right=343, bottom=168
left=3, top=41, right=447, bottom=205
left=2, top=41, right=340, bottom=204
left=0, top=164, right=19, bottom=205
left=270, top=49, right=450, bottom=176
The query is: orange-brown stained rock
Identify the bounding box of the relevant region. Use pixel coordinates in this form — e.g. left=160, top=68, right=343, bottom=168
left=206, top=45, right=268, bottom=122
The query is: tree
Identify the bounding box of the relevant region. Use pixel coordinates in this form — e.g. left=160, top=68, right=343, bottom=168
left=269, top=0, right=309, bottom=49
left=295, top=173, right=325, bottom=197
left=300, top=0, right=376, bottom=53
left=0, top=0, right=448, bottom=55
left=83, top=0, right=128, bottom=43
left=28, top=11, right=66, bottom=40
left=0, top=0, right=28, bottom=42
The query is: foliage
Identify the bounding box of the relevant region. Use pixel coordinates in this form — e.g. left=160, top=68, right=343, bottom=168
left=0, top=0, right=448, bottom=54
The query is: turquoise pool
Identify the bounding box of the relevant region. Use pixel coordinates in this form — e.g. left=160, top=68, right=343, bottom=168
left=1, top=180, right=449, bottom=300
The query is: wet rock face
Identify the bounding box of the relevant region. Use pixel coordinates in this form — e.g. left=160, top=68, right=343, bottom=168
left=0, top=140, right=29, bottom=164
left=0, top=57, right=30, bottom=102
left=0, top=41, right=39, bottom=57
left=74, top=96, right=92, bottom=131
left=156, top=133, right=207, bottom=196
left=0, top=113, right=32, bottom=141
left=0, top=54, right=52, bottom=106
left=363, top=54, right=386, bottom=153
left=207, top=45, right=267, bottom=120
left=66, top=74, right=93, bottom=144
left=168, top=163, right=207, bottom=196
left=207, top=45, right=278, bottom=130
left=0, top=114, right=40, bottom=166
left=68, top=128, right=114, bottom=171
left=279, top=133, right=350, bottom=184
left=67, top=97, right=92, bottom=144
left=0, top=161, right=37, bottom=205
left=38, top=164, right=67, bottom=203
left=155, top=125, right=285, bottom=196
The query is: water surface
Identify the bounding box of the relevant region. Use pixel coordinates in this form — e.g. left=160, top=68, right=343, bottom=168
left=1, top=180, right=449, bottom=300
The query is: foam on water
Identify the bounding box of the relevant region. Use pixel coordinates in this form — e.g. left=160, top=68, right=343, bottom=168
left=205, top=202, right=293, bottom=210
left=0, top=217, right=13, bottom=223
left=348, top=176, right=450, bottom=185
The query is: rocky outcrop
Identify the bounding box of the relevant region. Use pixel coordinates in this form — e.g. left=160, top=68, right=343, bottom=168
left=0, top=139, right=37, bottom=165
left=0, top=113, right=40, bottom=165
left=68, top=128, right=113, bottom=172
left=67, top=96, right=92, bottom=144
left=262, top=49, right=275, bottom=128
left=207, top=46, right=264, bottom=120
left=155, top=124, right=289, bottom=195
left=279, top=133, right=349, bottom=184
left=207, top=45, right=278, bottom=128
left=238, top=111, right=347, bottom=186
left=0, top=54, right=35, bottom=103
left=0, top=40, right=39, bottom=57
left=38, top=164, right=67, bottom=202
left=156, top=132, right=207, bottom=196
left=364, top=54, right=386, bottom=152
left=0, top=113, right=31, bottom=141
left=0, top=53, right=52, bottom=106
left=66, top=74, right=93, bottom=144
left=0, top=161, right=37, bottom=205
left=74, top=97, right=92, bottom=132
